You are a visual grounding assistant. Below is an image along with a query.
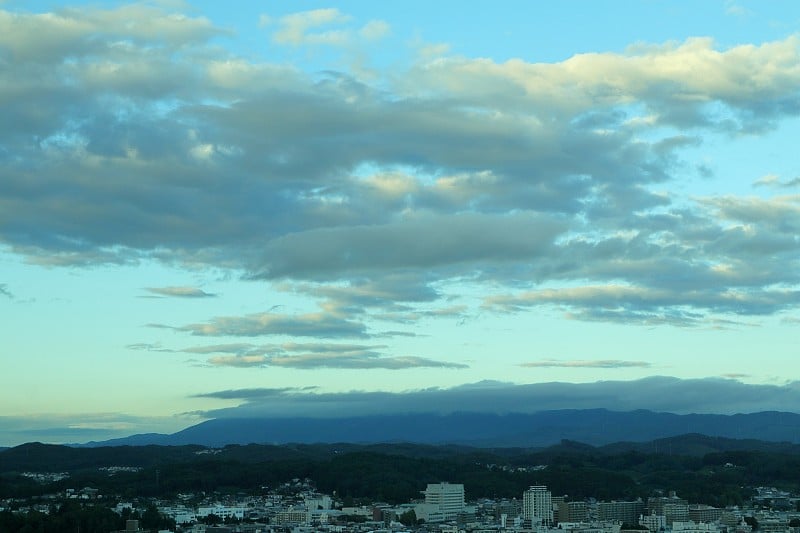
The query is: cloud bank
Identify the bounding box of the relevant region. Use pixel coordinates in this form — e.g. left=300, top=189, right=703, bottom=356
left=1, top=4, right=799, bottom=339
left=193, top=377, right=800, bottom=419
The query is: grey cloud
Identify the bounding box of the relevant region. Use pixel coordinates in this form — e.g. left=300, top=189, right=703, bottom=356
left=255, top=212, right=567, bottom=280
left=485, top=284, right=800, bottom=326
left=701, top=195, right=800, bottom=233
left=194, top=377, right=800, bottom=419
left=180, top=343, right=262, bottom=355
left=521, top=359, right=651, bottom=369
left=192, top=387, right=317, bottom=400
left=1, top=4, right=800, bottom=326
left=144, top=286, right=217, bottom=298
left=282, top=274, right=441, bottom=316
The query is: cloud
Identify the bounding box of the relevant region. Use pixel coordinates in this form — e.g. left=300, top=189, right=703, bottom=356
left=359, top=20, right=390, bottom=41
left=724, top=1, right=751, bottom=17
left=192, top=387, right=316, bottom=400
left=484, top=283, right=800, bottom=327
left=0, top=283, right=12, bottom=299
left=180, top=341, right=465, bottom=370
left=169, top=309, right=367, bottom=338
left=1, top=3, right=800, bottom=329
left=255, top=212, right=567, bottom=280
left=754, top=174, right=800, bottom=188
left=144, top=286, right=217, bottom=298
left=520, top=359, right=652, bottom=369
left=207, top=353, right=466, bottom=370
left=126, top=342, right=173, bottom=352
left=0, top=412, right=194, bottom=447
left=193, top=377, right=800, bottom=419
left=271, top=8, right=352, bottom=46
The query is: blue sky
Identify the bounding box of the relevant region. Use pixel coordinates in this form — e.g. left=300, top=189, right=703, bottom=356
left=1, top=0, right=800, bottom=446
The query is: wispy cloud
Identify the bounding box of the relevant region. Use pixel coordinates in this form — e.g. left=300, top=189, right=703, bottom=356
left=126, top=342, right=173, bottom=352
left=192, top=387, right=317, bottom=400
left=754, top=174, right=800, bottom=188
left=144, top=286, right=217, bottom=298
left=520, top=359, right=652, bottom=369
left=724, top=1, right=751, bottom=17
left=207, top=353, right=466, bottom=369
left=180, top=341, right=465, bottom=370
left=0, top=284, right=12, bottom=299
left=169, top=310, right=367, bottom=338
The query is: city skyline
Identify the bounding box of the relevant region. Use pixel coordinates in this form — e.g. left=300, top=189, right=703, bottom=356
left=2, top=0, right=800, bottom=446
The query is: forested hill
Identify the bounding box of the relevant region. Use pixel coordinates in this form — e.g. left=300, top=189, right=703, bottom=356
left=4, top=434, right=800, bottom=506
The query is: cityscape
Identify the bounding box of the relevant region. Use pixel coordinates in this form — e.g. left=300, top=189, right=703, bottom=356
left=3, top=472, right=800, bottom=533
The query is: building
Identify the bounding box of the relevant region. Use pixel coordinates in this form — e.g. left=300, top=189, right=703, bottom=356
left=423, top=482, right=465, bottom=521
left=598, top=500, right=645, bottom=525
left=196, top=505, right=246, bottom=522
left=647, top=494, right=688, bottom=516
left=688, top=505, right=723, bottom=523
left=673, top=521, right=721, bottom=533
left=640, top=513, right=667, bottom=531
left=663, top=503, right=690, bottom=526
left=559, top=501, right=589, bottom=523
left=523, top=485, right=553, bottom=526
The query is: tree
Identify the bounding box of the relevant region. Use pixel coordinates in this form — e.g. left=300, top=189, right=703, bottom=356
left=140, top=504, right=164, bottom=530
left=399, top=509, right=417, bottom=526
left=744, top=516, right=759, bottom=530
left=203, top=513, right=222, bottom=525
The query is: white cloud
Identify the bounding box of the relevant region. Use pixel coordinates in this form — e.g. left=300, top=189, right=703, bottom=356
left=359, top=19, right=390, bottom=41
left=272, top=8, right=352, bottom=46
left=144, top=286, right=216, bottom=298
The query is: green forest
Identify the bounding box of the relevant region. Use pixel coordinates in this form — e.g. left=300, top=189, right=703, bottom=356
left=4, top=437, right=800, bottom=505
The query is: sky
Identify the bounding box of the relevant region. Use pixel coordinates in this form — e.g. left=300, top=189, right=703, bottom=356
left=1, top=0, right=800, bottom=447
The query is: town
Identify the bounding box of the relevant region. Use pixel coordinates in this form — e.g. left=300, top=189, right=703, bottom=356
left=2, top=476, right=799, bottom=533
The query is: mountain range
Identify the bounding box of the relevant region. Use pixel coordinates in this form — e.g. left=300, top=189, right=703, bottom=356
left=76, top=409, right=800, bottom=448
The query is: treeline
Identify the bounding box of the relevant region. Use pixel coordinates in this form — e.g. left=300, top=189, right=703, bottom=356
left=0, top=501, right=173, bottom=533
left=4, top=443, right=800, bottom=506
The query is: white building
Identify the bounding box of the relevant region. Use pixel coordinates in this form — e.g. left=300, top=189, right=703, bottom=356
left=523, top=485, right=553, bottom=526
left=196, top=505, right=246, bottom=521
left=640, top=513, right=667, bottom=531
left=672, top=521, right=721, bottom=533
left=423, top=482, right=465, bottom=521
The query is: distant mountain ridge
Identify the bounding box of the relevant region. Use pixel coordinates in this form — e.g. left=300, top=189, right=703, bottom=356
left=76, top=409, right=800, bottom=448
left=5, top=433, right=800, bottom=474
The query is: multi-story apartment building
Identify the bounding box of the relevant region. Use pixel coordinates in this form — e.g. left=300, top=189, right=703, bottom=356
left=598, top=499, right=645, bottom=525
left=558, top=501, right=589, bottom=523
left=423, top=482, right=465, bottom=521
left=688, top=505, right=723, bottom=523
left=523, top=485, right=553, bottom=526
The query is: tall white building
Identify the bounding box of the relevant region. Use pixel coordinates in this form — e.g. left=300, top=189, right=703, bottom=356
left=523, top=485, right=553, bottom=526
left=423, top=482, right=465, bottom=520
